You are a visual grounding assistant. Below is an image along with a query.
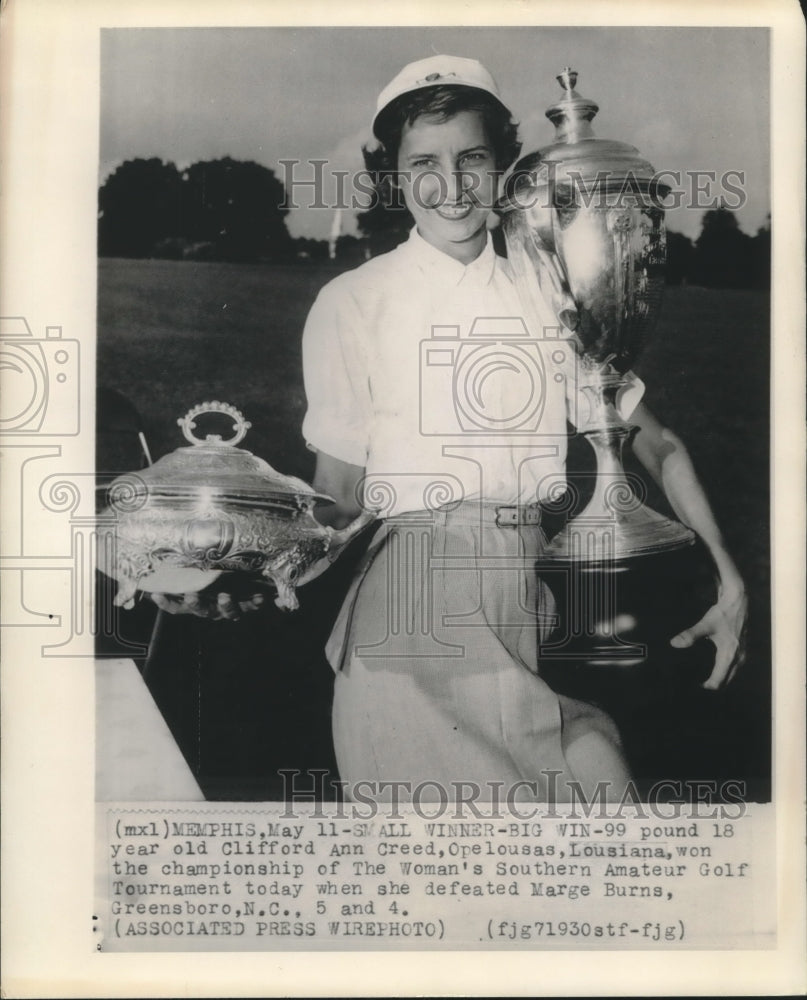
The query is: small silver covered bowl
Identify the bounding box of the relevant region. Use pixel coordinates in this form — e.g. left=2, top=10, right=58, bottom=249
left=99, top=401, right=374, bottom=610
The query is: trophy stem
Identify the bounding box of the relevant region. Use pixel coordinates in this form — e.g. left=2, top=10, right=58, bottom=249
left=545, top=424, right=695, bottom=562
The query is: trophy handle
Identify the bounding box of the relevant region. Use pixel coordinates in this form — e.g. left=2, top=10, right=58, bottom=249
left=177, top=400, right=252, bottom=447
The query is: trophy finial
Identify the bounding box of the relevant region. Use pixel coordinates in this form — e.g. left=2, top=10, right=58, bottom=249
left=546, top=67, right=599, bottom=143
left=557, top=67, right=578, bottom=93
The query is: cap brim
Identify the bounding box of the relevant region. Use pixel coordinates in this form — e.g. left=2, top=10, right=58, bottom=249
left=372, top=84, right=512, bottom=140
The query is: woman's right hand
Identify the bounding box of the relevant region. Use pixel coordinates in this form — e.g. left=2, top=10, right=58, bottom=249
left=150, top=589, right=266, bottom=620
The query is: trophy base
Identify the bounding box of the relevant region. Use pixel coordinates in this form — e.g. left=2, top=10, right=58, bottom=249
left=543, top=502, right=696, bottom=562
left=537, top=540, right=715, bottom=692
left=537, top=540, right=720, bottom=793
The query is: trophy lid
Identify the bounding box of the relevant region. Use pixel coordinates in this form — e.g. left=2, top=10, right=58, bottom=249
left=108, top=401, right=332, bottom=509
left=498, top=68, right=668, bottom=210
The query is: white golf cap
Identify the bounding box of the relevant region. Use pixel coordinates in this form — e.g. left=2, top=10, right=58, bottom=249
left=372, top=55, right=509, bottom=137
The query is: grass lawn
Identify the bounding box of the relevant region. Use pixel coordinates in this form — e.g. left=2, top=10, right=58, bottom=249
left=97, top=257, right=771, bottom=799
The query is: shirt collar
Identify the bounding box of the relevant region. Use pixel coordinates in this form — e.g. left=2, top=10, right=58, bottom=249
left=403, top=226, right=498, bottom=287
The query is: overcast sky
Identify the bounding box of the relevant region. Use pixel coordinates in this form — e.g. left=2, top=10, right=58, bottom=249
left=100, top=26, right=769, bottom=241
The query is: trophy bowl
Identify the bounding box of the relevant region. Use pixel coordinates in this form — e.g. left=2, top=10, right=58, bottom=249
left=97, top=401, right=375, bottom=611
left=498, top=67, right=694, bottom=562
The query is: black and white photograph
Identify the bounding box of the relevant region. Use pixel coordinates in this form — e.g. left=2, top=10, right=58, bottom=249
left=1, top=1, right=805, bottom=996
left=95, top=25, right=771, bottom=804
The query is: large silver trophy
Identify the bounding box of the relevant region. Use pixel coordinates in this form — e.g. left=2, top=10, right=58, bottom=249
left=499, top=69, right=705, bottom=674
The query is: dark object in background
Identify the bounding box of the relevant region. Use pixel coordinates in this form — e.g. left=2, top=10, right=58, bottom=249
left=96, top=386, right=152, bottom=483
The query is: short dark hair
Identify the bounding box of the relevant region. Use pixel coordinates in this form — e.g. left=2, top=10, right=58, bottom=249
left=363, top=84, right=521, bottom=208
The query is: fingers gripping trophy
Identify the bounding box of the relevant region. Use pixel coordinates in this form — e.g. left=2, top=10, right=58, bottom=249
left=499, top=69, right=713, bottom=698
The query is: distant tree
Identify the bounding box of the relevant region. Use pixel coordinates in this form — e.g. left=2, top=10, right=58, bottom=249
left=356, top=195, right=412, bottom=257
left=98, top=158, right=183, bottom=257
left=692, top=205, right=753, bottom=288
left=665, top=230, right=695, bottom=286
left=293, top=236, right=329, bottom=261
left=150, top=236, right=188, bottom=260
left=333, top=234, right=367, bottom=267
left=180, top=158, right=293, bottom=262
left=750, top=214, right=771, bottom=290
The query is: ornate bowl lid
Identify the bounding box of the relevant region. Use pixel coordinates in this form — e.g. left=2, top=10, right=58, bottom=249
left=108, top=401, right=332, bottom=510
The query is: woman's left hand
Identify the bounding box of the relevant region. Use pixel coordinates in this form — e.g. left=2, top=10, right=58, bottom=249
left=670, top=585, right=748, bottom=689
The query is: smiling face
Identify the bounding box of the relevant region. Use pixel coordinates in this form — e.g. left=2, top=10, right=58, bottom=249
left=396, top=109, right=499, bottom=264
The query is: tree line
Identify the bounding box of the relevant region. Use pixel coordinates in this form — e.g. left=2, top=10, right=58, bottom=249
left=98, top=157, right=292, bottom=262
left=665, top=209, right=770, bottom=289
left=99, top=157, right=770, bottom=288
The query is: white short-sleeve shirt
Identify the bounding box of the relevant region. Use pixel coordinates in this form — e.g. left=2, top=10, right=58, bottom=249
left=303, top=227, right=641, bottom=518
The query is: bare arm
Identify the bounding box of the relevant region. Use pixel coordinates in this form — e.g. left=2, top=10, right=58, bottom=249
left=630, top=402, right=747, bottom=688
left=311, top=450, right=366, bottom=528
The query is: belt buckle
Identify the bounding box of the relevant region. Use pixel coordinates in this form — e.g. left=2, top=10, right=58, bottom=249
left=494, top=504, right=542, bottom=527
left=494, top=505, right=517, bottom=527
